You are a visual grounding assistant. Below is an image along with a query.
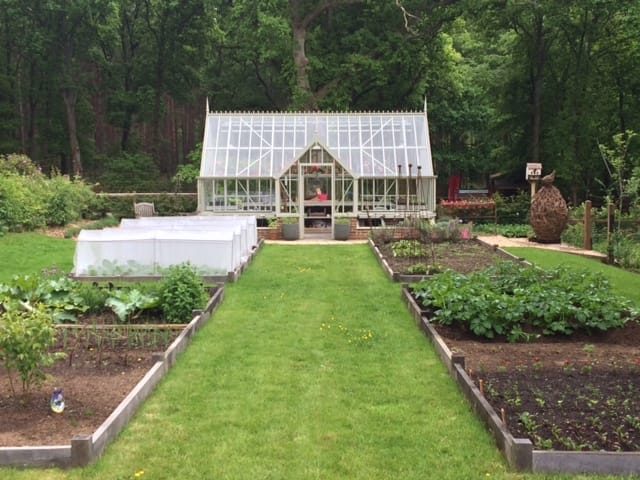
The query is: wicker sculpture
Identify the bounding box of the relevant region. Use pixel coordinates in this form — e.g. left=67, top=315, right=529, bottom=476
left=530, top=171, right=568, bottom=243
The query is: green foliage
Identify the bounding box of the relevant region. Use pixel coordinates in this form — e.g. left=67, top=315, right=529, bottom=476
left=172, top=145, right=201, bottom=192
left=610, top=233, right=640, bottom=272
left=0, top=172, right=47, bottom=231
left=44, top=173, right=96, bottom=226
left=105, top=289, right=160, bottom=323
left=75, top=282, right=110, bottom=314
left=0, top=155, right=99, bottom=232
left=0, top=273, right=89, bottom=323
left=159, top=263, right=207, bottom=324
left=493, top=192, right=531, bottom=225
left=598, top=130, right=638, bottom=213
left=97, top=152, right=164, bottom=192
left=406, top=263, right=443, bottom=275
left=412, top=262, right=638, bottom=342
left=0, top=306, right=63, bottom=395
left=474, top=223, right=533, bottom=238
left=100, top=193, right=196, bottom=218
left=0, top=154, right=42, bottom=176
left=391, top=240, right=427, bottom=258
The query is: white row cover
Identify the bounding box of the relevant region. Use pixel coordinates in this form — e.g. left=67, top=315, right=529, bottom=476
left=120, top=215, right=258, bottom=252
left=73, top=216, right=257, bottom=277
left=201, top=113, right=433, bottom=179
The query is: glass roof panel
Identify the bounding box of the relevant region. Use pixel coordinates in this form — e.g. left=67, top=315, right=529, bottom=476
left=201, top=113, right=433, bottom=178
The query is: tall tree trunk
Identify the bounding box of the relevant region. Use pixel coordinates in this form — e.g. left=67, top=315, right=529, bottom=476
left=62, top=87, right=82, bottom=177
left=291, top=23, right=314, bottom=109
left=288, top=0, right=363, bottom=110
left=530, top=13, right=545, bottom=165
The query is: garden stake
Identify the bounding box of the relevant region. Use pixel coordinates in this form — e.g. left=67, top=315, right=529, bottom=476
left=468, top=368, right=473, bottom=379
left=501, top=407, right=507, bottom=426
left=479, top=379, right=484, bottom=397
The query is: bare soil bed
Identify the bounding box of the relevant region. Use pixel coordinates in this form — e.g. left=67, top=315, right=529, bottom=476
left=0, top=313, right=181, bottom=447
left=376, top=237, right=640, bottom=451
left=374, top=237, right=517, bottom=275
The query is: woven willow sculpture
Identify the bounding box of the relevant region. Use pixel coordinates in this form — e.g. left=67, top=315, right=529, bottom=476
left=530, top=171, right=568, bottom=243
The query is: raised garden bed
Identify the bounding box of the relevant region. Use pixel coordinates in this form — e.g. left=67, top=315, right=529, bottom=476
left=0, top=286, right=224, bottom=468
left=370, top=236, right=524, bottom=282
left=388, top=237, right=640, bottom=475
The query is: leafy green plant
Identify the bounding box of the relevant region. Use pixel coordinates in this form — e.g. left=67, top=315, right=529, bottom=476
left=334, top=215, right=351, bottom=224
left=411, top=261, right=638, bottom=341
left=159, top=263, right=207, bottom=323
left=391, top=239, right=427, bottom=257
left=0, top=306, right=65, bottom=395
left=475, top=223, right=533, bottom=238
left=406, top=263, right=442, bottom=275
left=106, top=289, right=160, bottom=322
left=0, top=273, right=89, bottom=323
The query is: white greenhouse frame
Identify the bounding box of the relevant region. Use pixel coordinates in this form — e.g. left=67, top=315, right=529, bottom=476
left=197, top=106, right=437, bottom=238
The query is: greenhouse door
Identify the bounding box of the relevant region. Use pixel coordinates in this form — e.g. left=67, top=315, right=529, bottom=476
left=300, top=161, right=333, bottom=239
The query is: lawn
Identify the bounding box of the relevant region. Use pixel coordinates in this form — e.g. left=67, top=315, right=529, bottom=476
left=1, top=239, right=638, bottom=479
left=0, top=233, right=75, bottom=282
left=504, top=247, right=640, bottom=306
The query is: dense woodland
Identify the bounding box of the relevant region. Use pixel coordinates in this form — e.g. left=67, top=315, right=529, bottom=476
left=0, top=0, right=639, bottom=202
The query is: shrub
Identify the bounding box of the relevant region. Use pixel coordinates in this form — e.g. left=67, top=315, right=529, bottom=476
left=44, top=173, right=97, bottom=226
left=159, top=263, right=207, bottom=323
left=493, top=191, right=531, bottom=225
left=0, top=173, right=47, bottom=231
left=0, top=306, right=64, bottom=395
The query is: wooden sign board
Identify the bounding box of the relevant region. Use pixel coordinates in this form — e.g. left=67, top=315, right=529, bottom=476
left=526, top=163, right=542, bottom=181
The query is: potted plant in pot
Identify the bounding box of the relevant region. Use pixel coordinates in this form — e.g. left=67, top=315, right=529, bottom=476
left=333, top=215, right=352, bottom=240
left=281, top=216, right=299, bottom=240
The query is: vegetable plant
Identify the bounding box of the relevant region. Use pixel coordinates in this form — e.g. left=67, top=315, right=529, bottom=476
left=411, top=261, right=638, bottom=341
left=159, top=263, right=207, bottom=323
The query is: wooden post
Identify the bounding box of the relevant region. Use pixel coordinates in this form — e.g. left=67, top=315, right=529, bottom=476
left=607, top=203, right=615, bottom=264
left=583, top=200, right=592, bottom=250
left=529, top=180, right=536, bottom=202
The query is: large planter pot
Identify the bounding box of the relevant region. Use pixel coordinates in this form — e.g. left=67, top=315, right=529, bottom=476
left=282, top=223, right=299, bottom=241
left=334, top=222, right=351, bottom=241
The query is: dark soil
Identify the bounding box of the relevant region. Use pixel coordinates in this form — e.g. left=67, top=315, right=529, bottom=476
left=376, top=237, right=640, bottom=452
left=433, top=322, right=640, bottom=451
left=374, top=238, right=516, bottom=275
left=0, top=312, right=181, bottom=447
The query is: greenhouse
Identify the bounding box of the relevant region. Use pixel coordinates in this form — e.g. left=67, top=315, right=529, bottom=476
left=73, top=216, right=258, bottom=280
left=197, top=107, right=436, bottom=239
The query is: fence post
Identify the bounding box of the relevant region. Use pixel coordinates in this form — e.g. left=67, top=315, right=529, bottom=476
left=607, top=203, right=615, bottom=264
left=583, top=200, right=592, bottom=250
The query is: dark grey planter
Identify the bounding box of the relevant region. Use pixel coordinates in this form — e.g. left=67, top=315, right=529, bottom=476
left=282, top=223, right=299, bottom=241
left=334, top=223, right=351, bottom=241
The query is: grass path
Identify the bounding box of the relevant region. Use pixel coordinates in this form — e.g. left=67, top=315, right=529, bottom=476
left=504, top=247, right=640, bottom=306
left=2, top=242, right=636, bottom=479
left=0, top=233, right=75, bottom=282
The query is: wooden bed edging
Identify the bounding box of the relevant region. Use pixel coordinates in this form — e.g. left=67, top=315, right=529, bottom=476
left=0, top=285, right=225, bottom=469
left=402, top=285, right=640, bottom=475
